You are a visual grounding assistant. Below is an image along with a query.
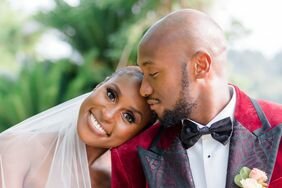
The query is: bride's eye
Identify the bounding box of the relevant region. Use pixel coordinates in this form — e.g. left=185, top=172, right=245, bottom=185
left=106, top=88, right=117, bottom=102
left=123, top=111, right=136, bottom=124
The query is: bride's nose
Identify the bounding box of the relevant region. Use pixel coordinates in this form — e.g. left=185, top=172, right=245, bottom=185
left=102, top=105, right=119, bottom=123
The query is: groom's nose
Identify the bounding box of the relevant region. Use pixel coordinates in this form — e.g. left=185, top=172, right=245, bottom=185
left=140, top=78, right=153, bottom=98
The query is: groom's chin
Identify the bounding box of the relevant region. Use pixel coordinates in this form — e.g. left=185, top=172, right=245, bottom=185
left=159, top=104, right=191, bottom=128
left=159, top=112, right=181, bottom=128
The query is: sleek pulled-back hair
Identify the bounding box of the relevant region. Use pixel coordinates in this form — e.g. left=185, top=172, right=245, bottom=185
left=112, top=66, right=143, bottom=81
left=96, top=66, right=143, bottom=88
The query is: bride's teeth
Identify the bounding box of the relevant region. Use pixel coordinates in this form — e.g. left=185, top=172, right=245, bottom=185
left=90, top=114, right=107, bottom=134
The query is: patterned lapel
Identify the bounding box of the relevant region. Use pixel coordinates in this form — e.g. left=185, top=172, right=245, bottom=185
left=225, top=98, right=282, bottom=187
left=138, top=137, right=195, bottom=188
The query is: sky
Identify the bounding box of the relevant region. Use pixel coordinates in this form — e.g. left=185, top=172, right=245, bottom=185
left=209, top=0, right=282, bottom=59
left=7, top=0, right=282, bottom=60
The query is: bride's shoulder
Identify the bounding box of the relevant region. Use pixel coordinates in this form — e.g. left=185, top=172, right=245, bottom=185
left=0, top=131, right=60, bottom=187
left=0, top=132, right=58, bottom=155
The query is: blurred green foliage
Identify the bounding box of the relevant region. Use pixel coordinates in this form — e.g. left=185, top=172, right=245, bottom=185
left=0, top=0, right=211, bottom=130
left=0, top=60, right=72, bottom=131
left=36, top=0, right=161, bottom=66
left=0, top=0, right=41, bottom=74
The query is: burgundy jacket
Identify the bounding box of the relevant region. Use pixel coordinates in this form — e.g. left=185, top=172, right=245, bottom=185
left=111, top=86, right=282, bottom=188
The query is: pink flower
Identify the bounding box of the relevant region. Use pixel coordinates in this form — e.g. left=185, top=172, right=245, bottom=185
left=249, top=168, right=268, bottom=183
left=234, top=167, right=268, bottom=188
left=240, top=178, right=263, bottom=188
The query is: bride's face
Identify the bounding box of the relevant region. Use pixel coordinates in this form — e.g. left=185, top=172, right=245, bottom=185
left=77, top=73, right=153, bottom=148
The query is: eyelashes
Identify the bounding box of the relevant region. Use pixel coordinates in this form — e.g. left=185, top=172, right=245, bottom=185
left=106, top=87, right=117, bottom=102
left=123, top=111, right=136, bottom=124
left=105, top=87, right=136, bottom=124
left=149, top=72, right=159, bottom=78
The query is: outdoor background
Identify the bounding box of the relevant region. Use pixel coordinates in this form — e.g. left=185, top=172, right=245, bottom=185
left=1, top=0, right=281, bottom=131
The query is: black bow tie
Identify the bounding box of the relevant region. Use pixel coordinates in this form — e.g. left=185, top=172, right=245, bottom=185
left=180, top=117, right=233, bottom=149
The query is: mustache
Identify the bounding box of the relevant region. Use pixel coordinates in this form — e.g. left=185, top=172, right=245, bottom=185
left=146, top=97, right=160, bottom=104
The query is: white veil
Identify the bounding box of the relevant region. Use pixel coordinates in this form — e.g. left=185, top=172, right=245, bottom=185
left=0, top=93, right=94, bottom=188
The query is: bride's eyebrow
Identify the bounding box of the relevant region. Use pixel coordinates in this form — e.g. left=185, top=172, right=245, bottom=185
left=109, top=83, right=121, bottom=96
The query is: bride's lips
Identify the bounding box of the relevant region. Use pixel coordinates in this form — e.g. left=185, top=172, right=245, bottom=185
left=87, top=112, right=109, bottom=136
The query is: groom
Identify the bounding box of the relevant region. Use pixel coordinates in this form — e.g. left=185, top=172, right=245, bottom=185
left=111, top=9, right=282, bottom=187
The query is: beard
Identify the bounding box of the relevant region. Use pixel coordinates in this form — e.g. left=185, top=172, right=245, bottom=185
left=159, top=63, right=196, bottom=128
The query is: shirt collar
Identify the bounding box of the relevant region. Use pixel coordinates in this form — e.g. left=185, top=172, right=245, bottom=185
left=191, top=86, right=236, bottom=128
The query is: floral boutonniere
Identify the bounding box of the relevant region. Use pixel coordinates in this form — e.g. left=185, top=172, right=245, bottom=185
left=234, top=167, right=268, bottom=188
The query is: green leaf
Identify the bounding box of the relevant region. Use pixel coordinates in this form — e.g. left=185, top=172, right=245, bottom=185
left=240, top=166, right=251, bottom=179
left=234, top=174, right=243, bottom=187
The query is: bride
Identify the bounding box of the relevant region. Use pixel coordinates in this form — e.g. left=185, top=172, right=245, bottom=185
left=0, top=66, right=155, bottom=188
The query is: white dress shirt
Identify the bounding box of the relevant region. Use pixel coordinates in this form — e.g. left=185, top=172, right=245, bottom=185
left=187, top=86, right=236, bottom=188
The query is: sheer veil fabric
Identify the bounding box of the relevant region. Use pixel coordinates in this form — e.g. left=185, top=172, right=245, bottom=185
left=0, top=93, right=93, bottom=188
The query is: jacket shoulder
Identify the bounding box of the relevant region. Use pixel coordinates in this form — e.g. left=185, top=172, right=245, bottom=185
left=111, top=123, right=161, bottom=188
left=233, top=85, right=282, bottom=130
left=258, top=99, right=282, bottom=127
left=113, top=122, right=162, bottom=154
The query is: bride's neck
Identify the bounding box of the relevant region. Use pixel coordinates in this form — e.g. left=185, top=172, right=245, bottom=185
left=86, top=145, right=108, bottom=165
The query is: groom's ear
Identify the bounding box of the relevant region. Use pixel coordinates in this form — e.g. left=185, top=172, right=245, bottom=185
left=191, top=51, right=212, bottom=79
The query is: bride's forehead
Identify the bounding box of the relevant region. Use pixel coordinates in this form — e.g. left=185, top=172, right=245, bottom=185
left=108, top=74, right=141, bottom=89
left=110, top=67, right=143, bottom=80
left=108, top=72, right=141, bottom=84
